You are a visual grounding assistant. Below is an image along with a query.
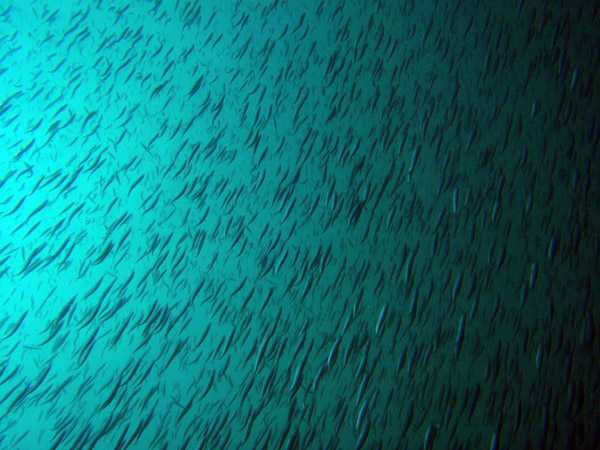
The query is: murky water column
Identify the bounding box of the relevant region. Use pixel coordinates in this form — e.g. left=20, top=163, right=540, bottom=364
left=0, top=0, right=597, bottom=449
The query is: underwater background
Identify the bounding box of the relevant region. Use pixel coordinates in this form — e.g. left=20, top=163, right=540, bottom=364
left=0, top=0, right=598, bottom=448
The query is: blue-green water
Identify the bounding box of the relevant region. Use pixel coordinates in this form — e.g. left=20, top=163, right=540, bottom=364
left=0, top=0, right=598, bottom=449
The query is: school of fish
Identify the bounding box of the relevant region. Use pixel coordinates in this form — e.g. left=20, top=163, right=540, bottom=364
left=0, top=0, right=598, bottom=449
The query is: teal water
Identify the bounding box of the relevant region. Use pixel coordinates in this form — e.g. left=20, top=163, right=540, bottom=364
left=0, top=0, right=598, bottom=449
